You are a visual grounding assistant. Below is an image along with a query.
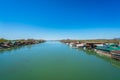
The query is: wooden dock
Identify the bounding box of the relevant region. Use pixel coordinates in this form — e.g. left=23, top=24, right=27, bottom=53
left=111, top=51, right=120, bottom=60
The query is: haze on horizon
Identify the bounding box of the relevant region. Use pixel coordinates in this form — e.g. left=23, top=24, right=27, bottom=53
left=0, top=0, right=120, bottom=40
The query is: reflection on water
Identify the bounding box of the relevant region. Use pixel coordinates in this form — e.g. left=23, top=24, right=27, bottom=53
left=77, top=48, right=120, bottom=69
left=0, top=44, right=35, bottom=54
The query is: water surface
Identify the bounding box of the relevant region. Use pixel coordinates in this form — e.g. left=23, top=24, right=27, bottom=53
left=0, top=41, right=120, bottom=80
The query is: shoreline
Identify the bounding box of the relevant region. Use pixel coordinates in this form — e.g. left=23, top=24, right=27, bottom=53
left=0, top=39, right=45, bottom=50
left=60, top=39, right=120, bottom=60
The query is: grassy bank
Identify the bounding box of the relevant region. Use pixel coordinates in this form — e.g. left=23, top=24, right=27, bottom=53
left=60, top=39, right=120, bottom=44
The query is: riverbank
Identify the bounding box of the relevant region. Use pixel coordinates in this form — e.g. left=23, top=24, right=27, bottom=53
left=0, top=38, right=45, bottom=50
left=60, top=39, right=120, bottom=60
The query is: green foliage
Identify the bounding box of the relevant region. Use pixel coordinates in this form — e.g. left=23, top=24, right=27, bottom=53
left=0, top=38, right=8, bottom=42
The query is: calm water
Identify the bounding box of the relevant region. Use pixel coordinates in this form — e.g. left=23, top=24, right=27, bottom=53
left=0, top=41, right=120, bottom=80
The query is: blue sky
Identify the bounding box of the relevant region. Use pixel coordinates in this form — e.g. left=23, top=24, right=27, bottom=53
left=0, top=0, right=120, bottom=40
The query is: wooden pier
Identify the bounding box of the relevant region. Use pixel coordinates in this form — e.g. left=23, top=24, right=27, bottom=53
left=111, top=51, right=120, bottom=60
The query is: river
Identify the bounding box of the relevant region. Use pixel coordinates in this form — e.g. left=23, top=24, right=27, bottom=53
left=0, top=41, right=120, bottom=80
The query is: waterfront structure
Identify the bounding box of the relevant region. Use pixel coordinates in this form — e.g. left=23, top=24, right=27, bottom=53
left=95, top=44, right=120, bottom=60
left=61, top=40, right=120, bottom=60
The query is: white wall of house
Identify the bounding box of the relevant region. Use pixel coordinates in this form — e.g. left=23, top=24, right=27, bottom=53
left=95, top=44, right=104, bottom=47
left=76, top=43, right=84, bottom=47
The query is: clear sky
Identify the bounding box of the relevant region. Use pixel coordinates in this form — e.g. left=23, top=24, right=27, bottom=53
left=0, top=0, right=120, bottom=40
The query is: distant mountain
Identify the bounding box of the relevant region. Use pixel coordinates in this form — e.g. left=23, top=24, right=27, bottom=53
left=114, top=38, right=120, bottom=40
